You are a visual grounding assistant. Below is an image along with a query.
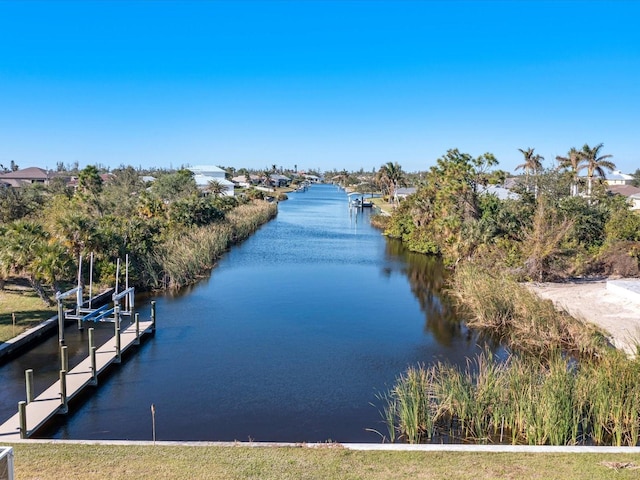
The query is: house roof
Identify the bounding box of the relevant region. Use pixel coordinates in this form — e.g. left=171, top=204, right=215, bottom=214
left=0, top=167, right=52, bottom=180
left=605, top=170, right=634, bottom=182
left=192, top=174, right=234, bottom=188
left=478, top=184, right=520, bottom=200
left=608, top=184, right=640, bottom=198
left=395, top=187, right=417, bottom=196
left=188, top=165, right=226, bottom=175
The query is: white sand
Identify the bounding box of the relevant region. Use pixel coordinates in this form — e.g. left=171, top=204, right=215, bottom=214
left=527, top=279, right=640, bottom=355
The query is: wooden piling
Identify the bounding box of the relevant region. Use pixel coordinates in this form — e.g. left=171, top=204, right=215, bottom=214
left=59, top=370, right=68, bottom=414
left=114, top=305, right=121, bottom=363
left=25, top=369, right=34, bottom=404
left=60, top=345, right=68, bottom=373
left=18, top=401, right=27, bottom=439
left=135, top=313, right=140, bottom=345
left=151, top=301, right=156, bottom=332
left=57, top=301, right=65, bottom=345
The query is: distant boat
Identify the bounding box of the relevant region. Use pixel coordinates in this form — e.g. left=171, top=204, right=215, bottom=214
left=347, top=191, right=373, bottom=208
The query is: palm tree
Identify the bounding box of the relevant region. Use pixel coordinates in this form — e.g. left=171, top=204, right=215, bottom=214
left=556, top=147, right=584, bottom=196
left=206, top=179, right=226, bottom=198
left=0, top=220, right=54, bottom=304
left=578, top=143, right=615, bottom=198
left=376, top=162, right=405, bottom=203
left=515, top=148, right=544, bottom=196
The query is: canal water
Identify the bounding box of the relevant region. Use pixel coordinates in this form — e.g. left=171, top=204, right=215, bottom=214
left=1, top=184, right=495, bottom=442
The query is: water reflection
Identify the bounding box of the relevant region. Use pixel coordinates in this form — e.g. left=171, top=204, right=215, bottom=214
left=384, top=239, right=462, bottom=346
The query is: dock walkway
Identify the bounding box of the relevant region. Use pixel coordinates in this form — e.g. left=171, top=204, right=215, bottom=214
left=0, top=320, right=153, bottom=440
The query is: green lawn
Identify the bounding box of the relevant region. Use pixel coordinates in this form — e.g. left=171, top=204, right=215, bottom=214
left=6, top=443, right=640, bottom=480
left=0, top=281, right=56, bottom=342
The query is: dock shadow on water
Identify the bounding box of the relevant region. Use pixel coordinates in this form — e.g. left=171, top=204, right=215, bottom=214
left=1, top=184, right=502, bottom=442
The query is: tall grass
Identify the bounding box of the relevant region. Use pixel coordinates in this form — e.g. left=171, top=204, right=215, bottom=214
left=380, top=264, right=640, bottom=445
left=381, top=351, right=640, bottom=446
left=450, top=264, right=607, bottom=359
left=153, top=201, right=277, bottom=289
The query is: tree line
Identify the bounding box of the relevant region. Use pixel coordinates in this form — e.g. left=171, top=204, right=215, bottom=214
left=0, top=166, right=277, bottom=304
left=377, top=144, right=639, bottom=280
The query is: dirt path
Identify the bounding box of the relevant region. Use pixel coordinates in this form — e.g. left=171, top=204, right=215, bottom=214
left=527, top=279, right=640, bottom=355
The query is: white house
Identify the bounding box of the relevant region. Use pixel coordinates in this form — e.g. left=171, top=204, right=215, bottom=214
left=605, top=170, right=635, bottom=186
left=478, top=184, right=520, bottom=200
left=608, top=184, right=640, bottom=211
left=187, top=165, right=235, bottom=196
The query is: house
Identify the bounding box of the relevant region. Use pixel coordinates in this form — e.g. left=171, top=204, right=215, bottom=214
left=0, top=167, right=54, bottom=187
left=478, top=184, right=520, bottom=200
left=304, top=174, right=322, bottom=183
left=394, top=187, right=417, bottom=202
left=608, top=184, right=640, bottom=211
left=187, top=165, right=234, bottom=196
left=270, top=174, right=291, bottom=187
left=604, top=170, right=635, bottom=186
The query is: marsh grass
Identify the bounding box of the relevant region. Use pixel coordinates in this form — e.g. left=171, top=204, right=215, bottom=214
left=154, top=201, right=277, bottom=289
left=450, top=264, right=607, bottom=359
left=382, top=351, right=640, bottom=446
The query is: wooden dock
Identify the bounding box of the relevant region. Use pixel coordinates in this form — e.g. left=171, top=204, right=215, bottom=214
left=0, top=318, right=154, bottom=440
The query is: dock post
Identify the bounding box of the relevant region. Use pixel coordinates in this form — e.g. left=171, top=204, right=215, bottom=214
left=135, top=313, right=140, bottom=345
left=25, top=369, right=34, bottom=404
left=89, top=327, right=96, bottom=384
left=90, top=347, right=97, bottom=386
left=114, top=305, right=121, bottom=363
left=150, top=301, right=156, bottom=332
left=77, top=314, right=83, bottom=330
left=18, top=401, right=27, bottom=439
left=88, top=327, right=95, bottom=352
left=60, top=345, right=69, bottom=373
left=59, top=370, right=68, bottom=414
left=57, top=300, right=65, bottom=345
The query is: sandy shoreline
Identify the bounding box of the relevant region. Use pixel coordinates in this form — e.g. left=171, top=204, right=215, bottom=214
left=527, top=279, right=640, bottom=355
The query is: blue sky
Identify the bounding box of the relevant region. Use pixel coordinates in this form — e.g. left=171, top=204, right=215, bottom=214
left=1, top=1, right=639, bottom=174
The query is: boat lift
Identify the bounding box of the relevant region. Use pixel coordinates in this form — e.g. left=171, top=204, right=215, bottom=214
left=55, top=253, right=135, bottom=344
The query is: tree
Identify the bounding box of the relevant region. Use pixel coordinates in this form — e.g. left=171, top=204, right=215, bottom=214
left=578, top=143, right=615, bottom=198
left=376, top=162, right=406, bottom=203
left=515, top=148, right=544, bottom=196
left=78, top=165, right=103, bottom=196
left=632, top=168, right=640, bottom=188
left=556, top=147, right=584, bottom=196
left=151, top=169, right=198, bottom=202
left=206, top=179, right=226, bottom=198
left=0, top=221, right=54, bottom=304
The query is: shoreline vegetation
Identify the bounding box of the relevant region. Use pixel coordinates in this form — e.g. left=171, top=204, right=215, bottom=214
left=360, top=149, right=640, bottom=446
left=1, top=166, right=283, bottom=341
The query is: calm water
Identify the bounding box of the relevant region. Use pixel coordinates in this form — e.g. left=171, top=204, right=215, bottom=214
left=1, top=184, right=495, bottom=442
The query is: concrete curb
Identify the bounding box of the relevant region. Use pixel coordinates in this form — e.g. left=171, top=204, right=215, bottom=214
left=3, top=439, right=640, bottom=453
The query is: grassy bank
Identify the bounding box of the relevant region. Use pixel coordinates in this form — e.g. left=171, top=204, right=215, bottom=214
left=450, top=264, right=608, bottom=359
left=7, top=443, right=640, bottom=479
left=0, top=282, right=56, bottom=342
left=149, top=200, right=277, bottom=290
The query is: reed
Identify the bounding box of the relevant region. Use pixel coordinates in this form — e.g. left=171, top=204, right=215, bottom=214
left=380, top=352, right=640, bottom=446
left=154, top=200, right=277, bottom=289
left=450, top=264, right=607, bottom=359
